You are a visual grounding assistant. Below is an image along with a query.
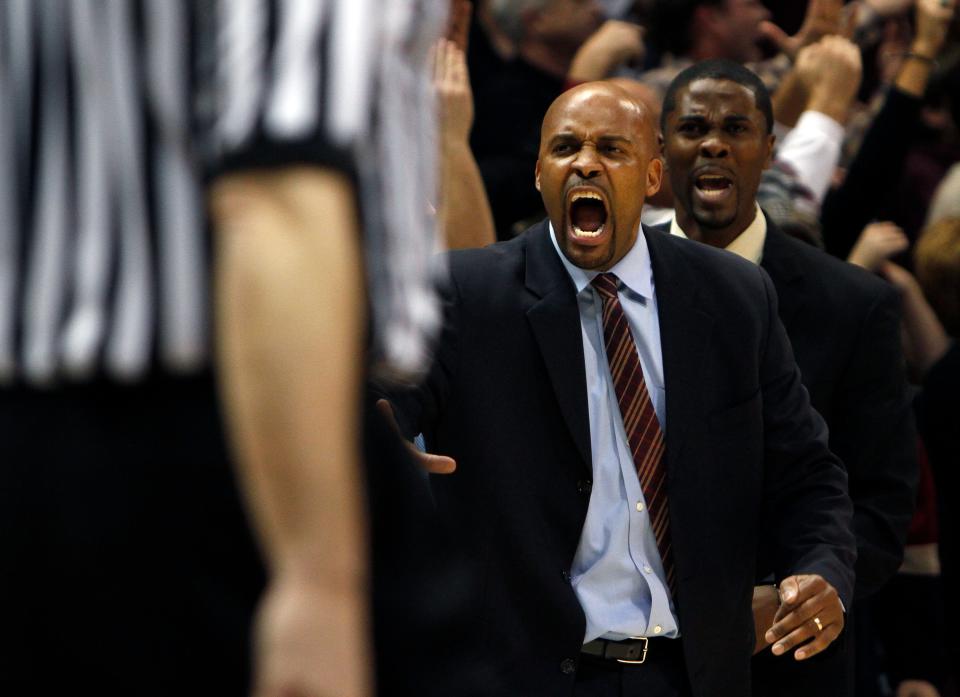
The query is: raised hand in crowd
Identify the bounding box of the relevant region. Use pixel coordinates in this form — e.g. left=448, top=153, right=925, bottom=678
left=568, top=20, right=646, bottom=83
left=848, top=218, right=951, bottom=379
left=774, top=34, right=863, bottom=127
left=913, top=0, right=956, bottom=58
left=897, top=0, right=956, bottom=95
left=863, top=0, right=916, bottom=17
left=798, top=36, right=863, bottom=123
left=848, top=221, right=910, bottom=270
left=879, top=259, right=950, bottom=377
left=435, top=37, right=497, bottom=249
left=759, top=0, right=845, bottom=59
left=436, top=37, right=475, bottom=147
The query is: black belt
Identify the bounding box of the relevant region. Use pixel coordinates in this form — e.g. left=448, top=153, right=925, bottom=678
left=581, top=636, right=681, bottom=665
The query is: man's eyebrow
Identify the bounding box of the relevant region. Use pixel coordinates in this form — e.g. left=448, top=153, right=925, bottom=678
left=675, top=113, right=753, bottom=124
left=597, top=134, right=631, bottom=143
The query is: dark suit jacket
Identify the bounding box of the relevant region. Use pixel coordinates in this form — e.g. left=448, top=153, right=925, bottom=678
left=388, top=221, right=856, bottom=697
left=651, top=219, right=917, bottom=696
left=760, top=224, right=917, bottom=600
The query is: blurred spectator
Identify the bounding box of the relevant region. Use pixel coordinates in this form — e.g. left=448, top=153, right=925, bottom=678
left=470, top=0, right=604, bottom=239
left=926, top=162, right=960, bottom=225
left=846, top=214, right=958, bottom=694
left=909, top=217, right=960, bottom=695
left=821, top=0, right=957, bottom=259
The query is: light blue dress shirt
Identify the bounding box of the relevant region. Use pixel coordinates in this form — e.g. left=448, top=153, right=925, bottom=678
left=549, top=224, right=680, bottom=642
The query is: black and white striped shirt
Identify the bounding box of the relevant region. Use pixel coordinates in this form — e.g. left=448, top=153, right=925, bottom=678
left=0, top=0, right=445, bottom=387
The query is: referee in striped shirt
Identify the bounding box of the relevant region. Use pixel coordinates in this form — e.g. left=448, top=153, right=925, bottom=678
left=0, top=2, right=461, bottom=695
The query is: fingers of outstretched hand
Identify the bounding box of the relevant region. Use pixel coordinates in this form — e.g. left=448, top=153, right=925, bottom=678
left=375, top=398, right=400, bottom=431
left=375, top=399, right=458, bottom=474
left=417, top=451, right=457, bottom=474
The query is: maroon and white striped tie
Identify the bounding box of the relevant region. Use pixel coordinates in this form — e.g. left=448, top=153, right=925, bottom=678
left=591, top=272, right=675, bottom=592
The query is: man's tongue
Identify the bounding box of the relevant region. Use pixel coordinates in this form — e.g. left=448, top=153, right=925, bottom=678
left=571, top=199, right=606, bottom=233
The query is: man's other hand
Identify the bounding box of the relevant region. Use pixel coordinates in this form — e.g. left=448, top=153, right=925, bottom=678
left=376, top=399, right=456, bottom=474
left=765, top=574, right=845, bottom=660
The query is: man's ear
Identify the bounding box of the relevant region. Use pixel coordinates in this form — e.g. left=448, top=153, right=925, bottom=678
left=763, top=133, right=776, bottom=170
left=657, top=132, right=666, bottom=168
left=535, top=159, right=542, bottom=191
left=646, top=157, right=663, bottom=197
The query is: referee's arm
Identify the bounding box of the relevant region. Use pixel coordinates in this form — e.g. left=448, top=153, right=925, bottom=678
left=211, top=167, right=372, bottom=697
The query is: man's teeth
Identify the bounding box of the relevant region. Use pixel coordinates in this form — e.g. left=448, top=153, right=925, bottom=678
left=571, top=191, right=603, bottom=203
left=572, top=224, right=604, bottom=238
left=696, top=187, right=728, bottom=200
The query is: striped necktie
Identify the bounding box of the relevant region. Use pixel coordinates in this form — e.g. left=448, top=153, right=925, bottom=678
left=591, top=272, right=675, bottom=592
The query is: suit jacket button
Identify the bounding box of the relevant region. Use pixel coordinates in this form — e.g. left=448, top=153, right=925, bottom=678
left=560, top=658, right=576, bottom=675
left=577, top=479, right=592, bottom=494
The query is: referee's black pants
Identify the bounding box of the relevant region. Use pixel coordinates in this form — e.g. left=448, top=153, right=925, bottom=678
left=0, top=372, right=265, bottom=696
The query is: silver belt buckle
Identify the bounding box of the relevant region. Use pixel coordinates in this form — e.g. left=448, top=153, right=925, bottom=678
left=615, top=636, right=649, bottom=665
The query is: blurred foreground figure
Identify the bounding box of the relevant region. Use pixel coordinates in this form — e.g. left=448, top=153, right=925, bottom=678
left=0, top=2, right=472, bottom=696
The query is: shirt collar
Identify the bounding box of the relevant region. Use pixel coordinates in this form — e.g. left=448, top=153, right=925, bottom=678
left=669, top=203, right=767, bottom=265
left=548, top=222, right=654, bottom=299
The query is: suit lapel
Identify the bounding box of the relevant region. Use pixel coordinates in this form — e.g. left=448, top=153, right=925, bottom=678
left=760, top=222, right=806, bottom=331
left=644, top=227, right=714, bottom=475
left=524, top=222, right=593, bottom=473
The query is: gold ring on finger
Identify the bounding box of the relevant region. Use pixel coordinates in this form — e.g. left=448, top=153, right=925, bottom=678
left=813, top=617, right=824, bottom=633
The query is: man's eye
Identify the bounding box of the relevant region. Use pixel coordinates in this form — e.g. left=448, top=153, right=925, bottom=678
left=678, top=123, right=704, bottom=135
left=553, top=143, right=574, bottom=154
left=726, top=123, right=747, bottom=134
left=602, top=144, right=621, bottom=154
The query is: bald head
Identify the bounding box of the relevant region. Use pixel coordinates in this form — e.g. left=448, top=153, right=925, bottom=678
left=535, top=81, right=663, bottom=271
left=606, top=77, right=662, bottom=124
left=539, top=82, right=657, bottom=157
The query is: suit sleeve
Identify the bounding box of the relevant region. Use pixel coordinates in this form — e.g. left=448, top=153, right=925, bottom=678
left=832, top=284, right=918, bottom=599
left=756, top=268, right=858, bottom=608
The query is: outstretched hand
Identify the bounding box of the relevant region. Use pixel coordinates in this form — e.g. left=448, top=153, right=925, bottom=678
left=765, top=574, right=845, bottom=661
left=376, top=399, right=456, bottom=474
